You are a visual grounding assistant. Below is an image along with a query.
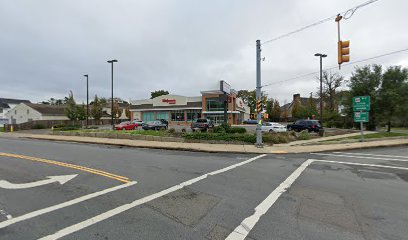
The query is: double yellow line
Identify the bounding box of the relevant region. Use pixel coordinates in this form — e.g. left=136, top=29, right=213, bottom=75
left=0, top=152, right=130, bottom=183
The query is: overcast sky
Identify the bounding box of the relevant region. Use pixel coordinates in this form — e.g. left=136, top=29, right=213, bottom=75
left=1, top=0, right=407, bottom=104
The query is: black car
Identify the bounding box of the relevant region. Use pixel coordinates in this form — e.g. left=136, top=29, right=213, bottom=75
left=156, top=119, right=169, bottom=128
left=286, top=120, right=322, bottom=132
left=142, top=120, right=168, bottom=130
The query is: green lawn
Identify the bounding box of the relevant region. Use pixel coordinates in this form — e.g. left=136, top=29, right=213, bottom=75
left=348, top=132, right=408, bottom=139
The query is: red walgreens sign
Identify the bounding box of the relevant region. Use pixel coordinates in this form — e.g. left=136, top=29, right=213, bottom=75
left=162, top=99, right=176, bottom=104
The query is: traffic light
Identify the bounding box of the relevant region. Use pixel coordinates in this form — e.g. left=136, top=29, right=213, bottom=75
left=256, top=100, right=262, bottom=114
left=338, top=40, right=350, bottom=65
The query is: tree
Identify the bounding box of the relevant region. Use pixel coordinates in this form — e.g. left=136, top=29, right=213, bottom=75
left=305, top=94, right=318, bottom=119
left=316, top=71, right=344, bottom=113
left=150, top=90, right=169, bottom=99
left=291, top=96, right=305, bottom=119
left=76, top=104, right=87, bottom=121
left=377, top=66, right=408, bottom=131
left=271, top=99, right=281, bottom=121
left=265, top=98, right=274, bottom=119
left=125, top=106, right=131, bottom=119
left=348, top=65, right=382, bottom=130
left=65, top=91, right=78, bottom=121
left=91, top=95, right=104, bottom=124
left=112, top=101, right=122, bottom=120
left=237, top=90, right=267, bottom=113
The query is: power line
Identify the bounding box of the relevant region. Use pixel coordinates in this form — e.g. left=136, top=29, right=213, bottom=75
left=261, top=0, right=380, bottom=46
left=262, top=47, right=408, bottom=87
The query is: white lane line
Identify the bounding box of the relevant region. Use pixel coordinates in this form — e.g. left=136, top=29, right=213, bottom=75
left=225, top=159, right=314, bottom=240
left=311, top=153, right=408, bottom=162
left=0, top=181, right=137, bottom=229
left=333, top=152, right=408, bottom=159
left=226, top=158, right=408, bottom=240
left=38, top=154, right=267, bottom=240
left=313, top=159, right=408, bottom=171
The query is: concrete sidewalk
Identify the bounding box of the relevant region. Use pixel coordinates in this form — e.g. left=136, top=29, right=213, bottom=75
left=1, top=132, right=407, bottom=154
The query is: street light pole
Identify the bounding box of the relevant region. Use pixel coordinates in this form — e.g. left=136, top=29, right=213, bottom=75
left=314, top=53, right=327, bottom=124
left=107, top=59, right=118, bottom=130
left=84, top=74, right=89, bottom=128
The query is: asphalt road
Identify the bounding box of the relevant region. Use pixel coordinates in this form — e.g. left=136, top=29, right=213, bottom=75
left=0, top=137, right=407, bottom=240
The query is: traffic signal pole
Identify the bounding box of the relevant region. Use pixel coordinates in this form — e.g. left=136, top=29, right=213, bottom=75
left=256, top=40, right=263, bottom=147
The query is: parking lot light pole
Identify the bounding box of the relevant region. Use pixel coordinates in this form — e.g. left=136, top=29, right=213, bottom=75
left=107, top=59, right=118, bottom=130
left=84, top=74, right=89, bottom=128
left=314, top=53, right=327, bottom=125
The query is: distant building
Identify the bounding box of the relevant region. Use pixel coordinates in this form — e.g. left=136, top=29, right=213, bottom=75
left=0, top=98, right=31, bottom=125
left=280, top=94, right=318, bottom=119
left=6, top=103, right=68, bottom=124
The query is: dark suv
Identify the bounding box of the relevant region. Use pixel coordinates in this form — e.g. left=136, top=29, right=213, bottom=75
left=286, top=120, right=322, bottom=132
left=191, top=118, right=214, bottom=132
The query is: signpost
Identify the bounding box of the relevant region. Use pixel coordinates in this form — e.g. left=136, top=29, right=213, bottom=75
left=220, top=80, right=231, bottom=125
left=353, top=96, right=370, bottom=141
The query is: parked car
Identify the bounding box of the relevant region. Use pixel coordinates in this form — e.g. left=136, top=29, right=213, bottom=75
left=131, top=119, right=144, bottom=126
left=156, top=119, right=168, bottom=128
left=115, top=121, right=140, bottom=130
left=243, top=119, right=258, bottom=124
left=261, top=122, right=287, bottom=133
left=286, top=120, right=322, bottom=132
left=142, top=120, right=168, bottom=130
left=191, top=118, right=214, bottom=132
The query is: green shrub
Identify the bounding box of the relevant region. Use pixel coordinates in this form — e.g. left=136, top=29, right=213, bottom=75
left=213, top=125, right=226, bottom=133
left=167, top=128, right=176, bottom=134
left=298, top=130, right=311, bottom=140
left=262, top=132, right=290, bottom=144
left=227, top=127, right=247, bottom=134
left=181, top=128, right=186, bottom=133
left=0, top=127, right=4, bottom=132
left=183, top=132, right=256, bottom=143
left=32, top=124, right=45, bottom=129
left=53, top=125, right=81, bottom=131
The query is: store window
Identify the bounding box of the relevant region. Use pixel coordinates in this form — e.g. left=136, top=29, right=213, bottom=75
left=206, top=98, right=224, bottom=111
left=142, top=112, right=155, bottom=122
left=186, top=110, right=201, bottom=121
left=171, top=110, right=185, bottom=121
left=156, top=112, right=169, bottom=120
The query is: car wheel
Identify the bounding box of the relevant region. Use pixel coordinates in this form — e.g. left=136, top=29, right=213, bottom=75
left=287, top=126, right=292, bottom=131
left=134, top=126, right=138, bottom=130
left=269, top=129, right=273, bottom=133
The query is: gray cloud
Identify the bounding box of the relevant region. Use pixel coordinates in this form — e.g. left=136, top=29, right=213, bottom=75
left=0, top=0, right=407, bottom=104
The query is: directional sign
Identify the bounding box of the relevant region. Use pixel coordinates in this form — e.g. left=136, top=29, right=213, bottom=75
left=0, top=175, right=77, bottom=189
left=353, top=96, right=370, bottom=111
left=354, top=111, right=369, bottom=122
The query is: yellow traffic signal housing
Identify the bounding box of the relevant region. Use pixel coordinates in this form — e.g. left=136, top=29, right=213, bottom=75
left=256, top=100, right=262, bottom=113
left=338, top=40, right=350, bottom=65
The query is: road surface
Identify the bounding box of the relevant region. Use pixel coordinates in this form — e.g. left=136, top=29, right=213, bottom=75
left=0, top=137, right=407, bottom=239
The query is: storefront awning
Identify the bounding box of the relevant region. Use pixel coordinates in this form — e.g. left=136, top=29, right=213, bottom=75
left=202, top=111, right=241, bottom=114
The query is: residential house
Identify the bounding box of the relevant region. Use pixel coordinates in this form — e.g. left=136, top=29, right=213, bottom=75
left=0, top=98, right=31, bottom=125
left=6, top=103, right=68, bottom=124
left=280, top=94, right=318, bottom=119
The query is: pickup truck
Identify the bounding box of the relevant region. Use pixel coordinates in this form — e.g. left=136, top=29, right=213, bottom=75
left=191, top=118, right=214, bottom=132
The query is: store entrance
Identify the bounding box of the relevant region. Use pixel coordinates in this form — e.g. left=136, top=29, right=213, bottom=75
left=205, top=114, right=225, bottom=124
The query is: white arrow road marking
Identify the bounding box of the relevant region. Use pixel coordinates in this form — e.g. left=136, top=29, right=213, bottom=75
left=0, top=175, right=77, bottom=189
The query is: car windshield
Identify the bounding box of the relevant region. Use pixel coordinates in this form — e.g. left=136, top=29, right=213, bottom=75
left=196, top=119, right=207, bottom=123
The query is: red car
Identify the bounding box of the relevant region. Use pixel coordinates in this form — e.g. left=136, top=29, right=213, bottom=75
left=114, top=121, right=141, bottom=130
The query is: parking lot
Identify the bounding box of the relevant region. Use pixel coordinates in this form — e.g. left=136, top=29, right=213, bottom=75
left=0, top=137, right=407, bottom=239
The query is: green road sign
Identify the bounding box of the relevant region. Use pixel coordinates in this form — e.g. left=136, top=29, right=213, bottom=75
left=353, top=96, right=370, bottom=111
left=354, top=111, right=369, bottom=122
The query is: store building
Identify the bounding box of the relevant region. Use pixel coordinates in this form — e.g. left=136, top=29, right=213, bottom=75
left=129, top=85, right=250, bottom=125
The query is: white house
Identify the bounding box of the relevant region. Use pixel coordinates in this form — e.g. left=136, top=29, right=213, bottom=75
left=6, top=103, right=68, bottom=124
left=0, top=98, right=31, bottom=125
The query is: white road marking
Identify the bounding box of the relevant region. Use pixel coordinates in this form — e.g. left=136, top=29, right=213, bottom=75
left=225, top=159, right=314, bottom=240
left=311, top=153, right=408, bottom=162
left=0, top=181, right=137, bottom=229
left=0, top=175, right=77, bottom=189
left=38, top=154, right=267, bottom=240
left=313, top=159, right=408, bottom=171
left=226, top=159, right=408, bottom=240
left=333, top=152, right=408, bottom=159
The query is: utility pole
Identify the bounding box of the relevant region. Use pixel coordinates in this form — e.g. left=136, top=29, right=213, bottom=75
left=107, top=59, right=118, bottom=130
left=255, top=40, right=263, bottom=147
left=314, top=53, right=327, bottom=125
left=84, top=74, right=89, bottom=128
